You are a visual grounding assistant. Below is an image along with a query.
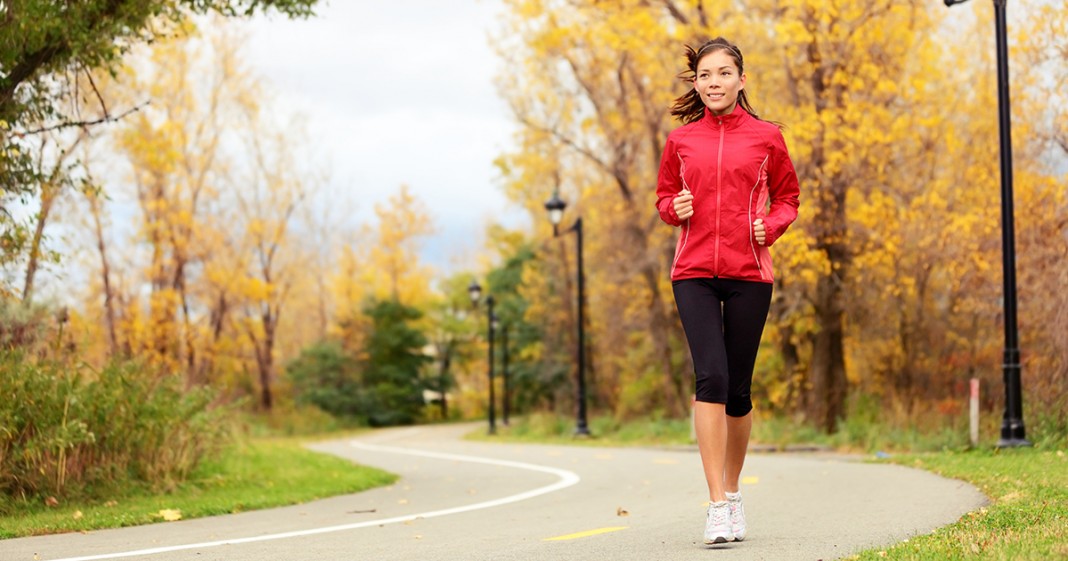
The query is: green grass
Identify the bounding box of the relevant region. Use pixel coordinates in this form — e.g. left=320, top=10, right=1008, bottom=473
left=464, top=412, right=694, bottom=447
left=850, top=447, right=1068, bottom=561
left=470, top=411, right=970, bottom=453
left=0, top=437, right=397, bottom=539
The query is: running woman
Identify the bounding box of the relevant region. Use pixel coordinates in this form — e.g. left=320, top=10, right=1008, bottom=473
left=655, top=36, right=800, bottom=545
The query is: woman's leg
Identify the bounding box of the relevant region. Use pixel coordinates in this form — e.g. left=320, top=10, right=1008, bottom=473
left=720, top=280, right=773, bottom=492
left=672, top=279, right=730, bottom=502
left=724, top=412, right=752, bottom=492
left=694, top=401, right=728, bottom=502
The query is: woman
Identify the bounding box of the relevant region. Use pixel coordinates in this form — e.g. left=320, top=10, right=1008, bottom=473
left=655, top=37, right=800, bottom=545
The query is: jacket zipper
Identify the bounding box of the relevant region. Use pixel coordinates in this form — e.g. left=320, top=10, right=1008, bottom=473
left=713, top=119, right=724, bottom=277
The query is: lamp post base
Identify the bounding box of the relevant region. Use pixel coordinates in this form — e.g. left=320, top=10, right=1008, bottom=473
left=996, top=437, right=1032, bottom=448
left=997, top=419, right=1031, bottom=448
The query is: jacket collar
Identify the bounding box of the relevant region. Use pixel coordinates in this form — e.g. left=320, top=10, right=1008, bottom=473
left=701, top=103, right=749, bottom=130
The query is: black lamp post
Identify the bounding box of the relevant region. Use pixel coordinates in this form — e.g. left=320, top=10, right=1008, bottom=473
left=469, top=280, right=497, bottom=435
left=945, top=0, right=1029, bottom=447
left=544, top=192, right=591, bottom=436
left=501, top=323, right=510, bottom=426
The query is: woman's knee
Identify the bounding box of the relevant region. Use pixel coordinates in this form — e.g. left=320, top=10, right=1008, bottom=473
left=726, top=396, right=752, bottom=417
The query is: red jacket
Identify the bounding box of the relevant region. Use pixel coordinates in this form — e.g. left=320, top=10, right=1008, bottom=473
left=656, top=105, right=800, bottom=283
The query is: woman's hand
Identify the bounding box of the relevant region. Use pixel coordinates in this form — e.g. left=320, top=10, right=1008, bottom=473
left=753, top=218, right=766, bottom=246
left=674, top=189, right=694, bottom=221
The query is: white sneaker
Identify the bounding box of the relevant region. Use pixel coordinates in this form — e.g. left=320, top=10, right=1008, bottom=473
left=726, top=492, right=746, bottom=541
left=704, top=501, right=734, bottom=544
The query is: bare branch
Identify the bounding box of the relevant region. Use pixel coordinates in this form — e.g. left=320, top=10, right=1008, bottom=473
left=17, top=101, right=149, bottom=136
left=83, top=65, right=111, bottom=120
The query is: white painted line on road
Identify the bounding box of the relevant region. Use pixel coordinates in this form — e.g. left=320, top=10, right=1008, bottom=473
left=45, top=440, right=581, bottom=561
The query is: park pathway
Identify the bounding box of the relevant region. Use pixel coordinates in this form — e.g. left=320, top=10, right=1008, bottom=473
left=2, top=423, right=987, bottom=561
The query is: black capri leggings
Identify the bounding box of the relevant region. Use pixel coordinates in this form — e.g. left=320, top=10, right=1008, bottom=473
left=672, top=277, right=773, bottom=417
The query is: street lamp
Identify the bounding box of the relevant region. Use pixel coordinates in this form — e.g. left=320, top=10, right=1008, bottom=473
left=501, top=322, right=510, bottom=426
left=945, top=0, right=1029, bottom=447
left=469, top=280, right=497, bottom=435
left=544, top=192, right=591, bottom=436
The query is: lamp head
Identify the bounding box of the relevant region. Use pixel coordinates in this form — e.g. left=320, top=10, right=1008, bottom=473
left=467, top=280, right=482, bottom=305
left=544, top=192, right=567, bottom=233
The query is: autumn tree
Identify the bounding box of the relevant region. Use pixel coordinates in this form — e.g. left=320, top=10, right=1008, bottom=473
left=334, top=185, right=436, bottom=354
left=110, top=23, right=252, bottom=375
left=57, top=21, right=328, bottom=419
left=495, top=1, right=711, bottom=418
left=494, top=0, right=1067, bottom=433
left=0, top=0, right=318, bottom=297
left=231, top=99, right=312, bottom=410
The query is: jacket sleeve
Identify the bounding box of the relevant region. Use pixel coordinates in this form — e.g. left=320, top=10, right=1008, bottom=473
left=655, top=135, right=682, bottom=227
left=762, top=130, right=800, bottom=247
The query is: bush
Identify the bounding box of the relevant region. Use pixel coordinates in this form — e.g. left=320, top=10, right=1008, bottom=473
left=287, top=341, right=365, bottom=422
left=0, top=352, right=232, bottom=508
left=0, top=299, right=52, bottom=350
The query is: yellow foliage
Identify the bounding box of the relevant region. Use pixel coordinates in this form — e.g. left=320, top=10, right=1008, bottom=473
left=495, top=0, right=1068, bottom=421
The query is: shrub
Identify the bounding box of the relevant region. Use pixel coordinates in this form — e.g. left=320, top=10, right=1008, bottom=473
left=287, top=341, right=365, bottom=422
left=0, top=352, right=232, bottom=508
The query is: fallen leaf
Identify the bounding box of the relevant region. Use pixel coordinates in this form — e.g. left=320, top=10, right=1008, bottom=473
left=104, top=500, right=118, bottom=507
left=72, top=510, right=83, bottom=520
left=45, top=497, right=59, bottom=507
left=616, top=507, right=629, bottom=517
left=157, top=509, right=182, bottom=521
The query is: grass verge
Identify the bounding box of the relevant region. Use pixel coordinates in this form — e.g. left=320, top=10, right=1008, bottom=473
left=464, top=412, right=693, bottom=447
left=0, top=437, right=397, bottom=539
left=850, top=447, right=1068, bottom=561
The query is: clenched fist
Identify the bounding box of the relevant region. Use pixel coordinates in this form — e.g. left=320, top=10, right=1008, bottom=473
left=753, top=218, right=766, bottom=246
left=674, top=189, right=694, bottom=221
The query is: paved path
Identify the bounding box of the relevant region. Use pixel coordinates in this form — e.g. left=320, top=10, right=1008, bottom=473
left=2, top=423, right=987, bottom=561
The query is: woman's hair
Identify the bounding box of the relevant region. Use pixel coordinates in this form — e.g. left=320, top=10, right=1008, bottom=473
left=670, top=37, right=762, bottom=124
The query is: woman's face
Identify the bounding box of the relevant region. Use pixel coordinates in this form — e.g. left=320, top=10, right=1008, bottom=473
left=694, top=50, right=746, bottom=116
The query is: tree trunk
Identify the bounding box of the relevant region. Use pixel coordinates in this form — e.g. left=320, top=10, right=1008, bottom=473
left=807, top=175, right=849, bottom=432
left=87, top=189, right=119, bottom=358
left=809, top=272, right=847, bottom=432
left=22, top=185, right=56, bottom=302
left=257, top=308, right=277, bottom=411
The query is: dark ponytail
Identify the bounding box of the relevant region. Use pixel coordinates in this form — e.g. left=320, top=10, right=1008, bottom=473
left=670, top=37, right=763, bottom=124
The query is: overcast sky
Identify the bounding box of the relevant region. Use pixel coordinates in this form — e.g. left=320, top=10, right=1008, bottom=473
left=238, top=0, right=525, bottom=273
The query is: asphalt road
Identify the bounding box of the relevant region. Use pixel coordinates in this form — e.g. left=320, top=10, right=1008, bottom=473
left=2, top=423, right=988, bottom=561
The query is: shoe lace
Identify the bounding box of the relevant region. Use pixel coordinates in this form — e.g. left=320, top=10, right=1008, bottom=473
left=708, top=504, right=729, bottom=526
left=729, top=500, right=744, bottom=522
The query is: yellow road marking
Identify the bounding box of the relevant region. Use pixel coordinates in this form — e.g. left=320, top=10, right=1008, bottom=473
left=543, top=526, right=629, bottom=541
left=742, top=476, right=760, bottom=485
